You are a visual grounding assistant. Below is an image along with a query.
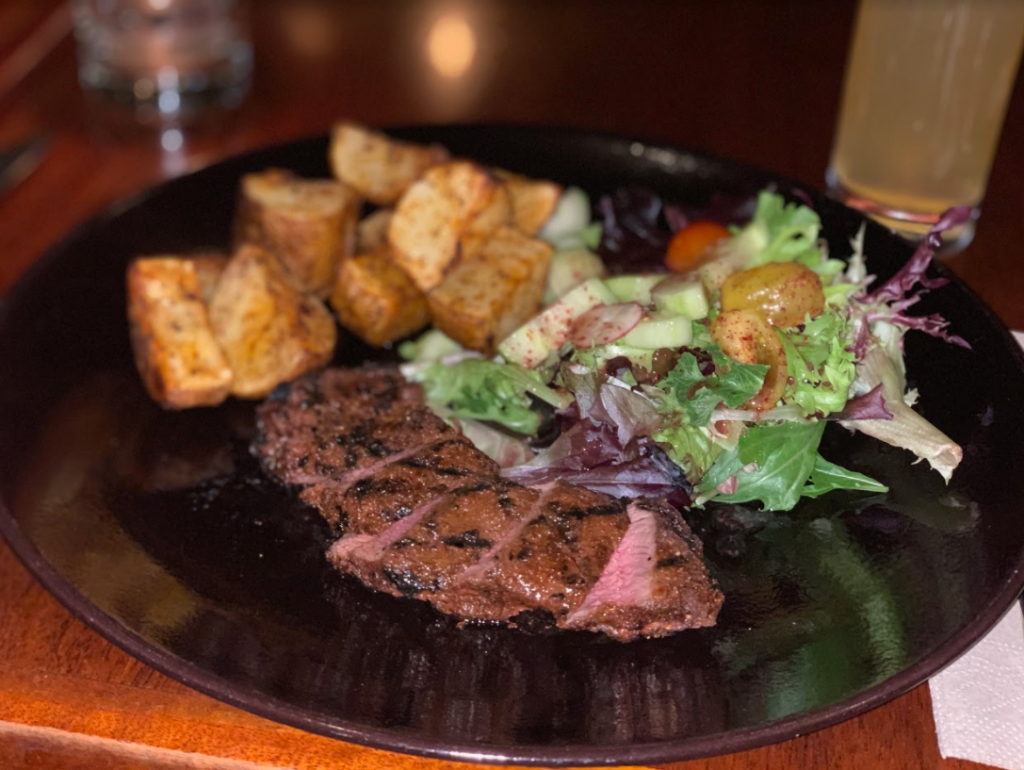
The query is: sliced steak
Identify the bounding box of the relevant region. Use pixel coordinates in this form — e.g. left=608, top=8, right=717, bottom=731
left=254, top=367, right=723, bottom=641
left=253, top=366, right=435, bottom=486
left=328, top=478, right=542, bottom=598
left=302, top=436, right=500, bottom=533
left=563, top=498, right=721, bottom=638
left=434, top=481, right=628, bottom=623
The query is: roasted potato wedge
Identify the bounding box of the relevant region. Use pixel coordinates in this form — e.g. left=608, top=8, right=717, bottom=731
left=356, top=207, right=393, bottom=252
left=208, top=244, right=337, bottom=399
left=427, top=225, right=552, bottom=352
left=460, top=180, right=515, bottom=261
left=329, top=122, right=449, bottom=206
left=235, top=168, right=360, bottom=297
left=388, top=161, right=512, bottom=292
left=330, top=247, right=431, bottom=346
left=189, top=252, right=230, bottom=303
left=127, top=257, right=233, bottom=409
left=496, top=170, right=563, bottom=235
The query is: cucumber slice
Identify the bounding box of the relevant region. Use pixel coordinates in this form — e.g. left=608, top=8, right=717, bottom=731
left=499, top=277, right=617, bottom=368
left=590, top=343, right=655, bottom=371
left=398, top=329, right=462, bottom=362
left=619, top=312, right=693, bottom=349
left=603, top=274, right=664, bottom=305
left=544, top=247, right=606, bottom=304
left=538, top=187, right=591, bottom=244
left=651, top=275, right=710, bottom=319
left=546, top=222, right=603, bottom=252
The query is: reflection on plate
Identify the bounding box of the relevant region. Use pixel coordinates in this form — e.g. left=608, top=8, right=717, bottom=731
left=1, top=126, right=1024, bottom=766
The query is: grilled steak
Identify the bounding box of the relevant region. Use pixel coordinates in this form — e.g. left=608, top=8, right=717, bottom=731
left=254, top=366, right=723, bottom=641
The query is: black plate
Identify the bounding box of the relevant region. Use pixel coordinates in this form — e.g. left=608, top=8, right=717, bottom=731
left=2, top=125, right=1023, bottom=766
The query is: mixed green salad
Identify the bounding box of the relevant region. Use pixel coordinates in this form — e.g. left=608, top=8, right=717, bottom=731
left=399, top=187, right=970, bottom=512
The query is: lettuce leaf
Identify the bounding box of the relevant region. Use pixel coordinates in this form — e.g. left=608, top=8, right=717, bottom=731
left=839, top=346, right=963, bottom=482
left=697, top=421, right=886, bottom=511
left=412, top=359, right=570, bottom=436
left=652, top=421, right=722, bottom=485
left=710, top=191, right=846, bottom=282
left=747, top=191, right=822, bottom=265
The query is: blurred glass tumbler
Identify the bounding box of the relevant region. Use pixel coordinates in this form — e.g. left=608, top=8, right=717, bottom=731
left=71, top=0, right=252, bottom=123
left=827, top=0, right=1024, bottom=247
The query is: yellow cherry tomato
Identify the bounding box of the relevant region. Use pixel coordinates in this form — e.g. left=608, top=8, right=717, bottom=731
left=720, top=261, right=825, bottom=328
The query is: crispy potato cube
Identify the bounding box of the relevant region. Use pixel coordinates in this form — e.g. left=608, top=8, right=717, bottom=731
left=461, top=181, right=515, bottom=260
left=330, top=247, right=431, bottom=346
left=127, top=257, right=233, bottom=409
left=208, top=245, right=337, bottom=399
left=496, top=170, right=563, bottom=235
left=329, top=122, right=449, bottom=206
left=356, top=208, right=393, bottom=252
left=235, top=168, right=360, bottom=297
left=388, top=161, right=512, bottom=292
left=427, top=225, right=553, bottom=353
left=189, top=252, right=230, bottom=303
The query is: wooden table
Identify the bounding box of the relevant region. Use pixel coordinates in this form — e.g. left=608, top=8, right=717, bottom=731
left=1, top=1, right=1021, bottom=768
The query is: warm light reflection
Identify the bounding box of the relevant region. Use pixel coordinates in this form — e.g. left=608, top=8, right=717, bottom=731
left=427, top=12, right=477, bottom=79
left=281, top=2, right=339, bottom=58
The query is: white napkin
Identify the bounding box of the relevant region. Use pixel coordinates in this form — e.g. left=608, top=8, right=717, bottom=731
left=928, top=330, right=1024, bottom=769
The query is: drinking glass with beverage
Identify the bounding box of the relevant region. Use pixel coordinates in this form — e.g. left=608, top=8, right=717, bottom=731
left=71, top=0, right=253, bottom=125
left=826, top=0, right=1024, bottom=249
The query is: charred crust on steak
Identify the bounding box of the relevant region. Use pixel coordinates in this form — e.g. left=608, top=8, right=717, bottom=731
left=656, top=554, right=687, bottom=569
left=449, top=480, right=501, bottom=497
left=333, top=505, right=349, bottom=531
left=392, top=504, right=414, bottom=520
left=548, top=501, right=625, bottom=519
left=349, top=478, right=374, bottom=498
left=384, top=568, right=435, bottom=595
left=441, top=530, right=493, bottom=549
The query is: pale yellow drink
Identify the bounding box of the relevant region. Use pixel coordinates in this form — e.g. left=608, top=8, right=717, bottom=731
left=827, top=0, right=1024, bottom=240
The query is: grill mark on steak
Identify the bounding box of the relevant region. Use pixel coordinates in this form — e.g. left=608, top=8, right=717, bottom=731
left=441, top=530, right=493, bottom=549
left=255, top=367, right=723, bottom=641
left=302, top=436, right=500, bottom=535
left=333, top=482, right=545, bottom=598
left=253, top=367, right=440, bottom=486
left=452, top=482, right=554, bottom=586
left=328, top=496, right=443, bottom=564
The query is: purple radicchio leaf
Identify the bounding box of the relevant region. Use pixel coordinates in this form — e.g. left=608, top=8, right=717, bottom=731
left=502, top=427, right=692, bottom=508
left=596, top=187, right=673, bottom=275
left=561, top=367, right=661, bottom=445
left=832, top=384, right=892, bottom=422
left=663, top=191, right=757, bottom=232
left=851, top=206, right=973, bottom=357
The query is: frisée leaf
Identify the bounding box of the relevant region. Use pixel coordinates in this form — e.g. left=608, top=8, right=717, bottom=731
left=778, top=308, right=857, bottom=418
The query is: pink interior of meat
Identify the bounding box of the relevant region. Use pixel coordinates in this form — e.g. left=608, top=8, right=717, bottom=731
left=566, top=501, right=656, bottom=622
left=329, top=497, right=443, bottom=562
